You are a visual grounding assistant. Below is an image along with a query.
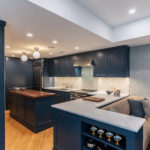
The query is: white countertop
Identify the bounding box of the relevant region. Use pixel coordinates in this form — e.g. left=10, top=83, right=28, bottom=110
left=52, top=93, right=146, bottom=133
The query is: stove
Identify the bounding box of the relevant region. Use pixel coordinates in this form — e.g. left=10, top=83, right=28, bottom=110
left=70, top=89, right=97, bottom=100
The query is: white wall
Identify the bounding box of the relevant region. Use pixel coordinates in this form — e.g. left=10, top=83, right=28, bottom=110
left=130, top=44, right=150, bottom=96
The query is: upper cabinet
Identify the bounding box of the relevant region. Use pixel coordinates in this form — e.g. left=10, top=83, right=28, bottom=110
left=45, top=45, right=129, bottom=77
left=93, top=46, right=129, bottom=77
left=93, top=51, right=108, bottom=77
left=47, top=56, right=81, bottom=77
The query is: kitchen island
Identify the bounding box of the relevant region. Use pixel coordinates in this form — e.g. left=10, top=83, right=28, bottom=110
left=9, top=89, right=56, bottom=133
left=52, top=93, right=145, bottom=150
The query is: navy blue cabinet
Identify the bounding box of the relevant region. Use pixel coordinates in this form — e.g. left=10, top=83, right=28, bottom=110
left=10, top=92, right=55, bottom=133
left=108, top=47, right=129, bottom=77
left=93, top=51, right=108, bottom=77
left=47, top=56, right=81, bottom=77
left=62, top=56, right=81, bottom=77
left=94, top=46, right=129, bottom=77
left=45, top=45, right=129, bottom=77
left=43, top=89, right=70, bottom=103
left=54, top=58, right=63, bottom=77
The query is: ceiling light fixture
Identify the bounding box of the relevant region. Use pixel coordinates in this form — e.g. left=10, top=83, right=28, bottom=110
left=52, top=40, right=58, bottom=44
left=33, top=47, right=40, bottom=59
left=26, top=33, right=33, bottom=37
left=129, top=8, right=136, bottom=15
left=49, top=52, right=53, bottom=55
left=6, top=45, right=10, bottom=49
left=75, top=46, right=79, bottom=50
left=21, top=53, right=28, bottom=62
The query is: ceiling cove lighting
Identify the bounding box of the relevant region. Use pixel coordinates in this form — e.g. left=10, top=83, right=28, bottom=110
left=52, top=40, right=58, bottom=44
left=21, top=53, right=28, bottom=62
left=129, top=9, right=136, bottom=15
left=33, top=47, right=40, bottom=59
left=26, top=33, right=33, bottom=37
left=75, top=46, right=79, bottom=50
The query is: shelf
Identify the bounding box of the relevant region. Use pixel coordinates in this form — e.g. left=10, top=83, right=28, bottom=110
left=82, top=132, right=125, bottom=150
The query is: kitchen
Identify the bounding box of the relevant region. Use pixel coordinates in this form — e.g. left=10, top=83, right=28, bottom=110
left=1, top=0, right=150, bottom=150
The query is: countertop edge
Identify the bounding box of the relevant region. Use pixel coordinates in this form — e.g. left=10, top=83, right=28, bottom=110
left=52, top=106, right=146, bottom=133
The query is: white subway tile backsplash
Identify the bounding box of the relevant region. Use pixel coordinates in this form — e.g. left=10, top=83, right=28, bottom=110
left=55, top=67, right=129, bottom=94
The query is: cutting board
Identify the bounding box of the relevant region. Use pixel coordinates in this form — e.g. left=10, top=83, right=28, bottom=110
left=83, top=97, right=105, bottom=102
left=148, top=117, right=150, bottom=123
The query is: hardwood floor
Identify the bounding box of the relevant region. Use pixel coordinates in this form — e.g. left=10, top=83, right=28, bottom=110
left=5, top=110, right=150, bottom=150
left=5, top=111, right=53, bottom=150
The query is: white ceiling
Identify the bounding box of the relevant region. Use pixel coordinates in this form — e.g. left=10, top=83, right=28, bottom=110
left=77, top=0, right=150, bottom=26
left=1, top=0, right=150, bottom=59
left=1, top=0, right=112, bottom=58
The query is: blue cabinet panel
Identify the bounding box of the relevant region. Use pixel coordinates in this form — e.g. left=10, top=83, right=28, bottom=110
left=0, top=119, right=5, bottom=150
left=46, top=56, right=81, bottom=77
left=94, top=46, right=129, bottom=77
left=0, top=20, right=5, bottom=150
left=93, top=51, right=108, bottom=77
left=46, top=46, right=129, bottom=77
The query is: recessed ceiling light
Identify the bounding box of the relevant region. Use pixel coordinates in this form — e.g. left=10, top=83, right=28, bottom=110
left=26, top=33, right=33, bottom=37
left=49, top=52, right=53, bottom=55
left=129, top=9, right=136, bottom=15
left=52, top=40, right=58, bottom=44
left=6, top=45, right=10, bottom=49
left=11, top=54, right=15, bottom=57
left=75, top=46, right=79, bottom=50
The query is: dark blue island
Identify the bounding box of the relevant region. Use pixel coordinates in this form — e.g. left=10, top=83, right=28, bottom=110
left=10, top=89, right=56, bottom=133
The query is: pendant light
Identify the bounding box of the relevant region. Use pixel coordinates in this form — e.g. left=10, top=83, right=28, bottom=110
left=21, top=52, right=28, bottom=61
left=33, top=47, right=40, bottom=59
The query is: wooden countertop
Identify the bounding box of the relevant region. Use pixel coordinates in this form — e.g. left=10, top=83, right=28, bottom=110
left=10, top=89, right=56, bottom=99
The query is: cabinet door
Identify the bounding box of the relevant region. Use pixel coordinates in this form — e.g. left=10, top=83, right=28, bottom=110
left=108, top=49, right=124, bottom=77
left=54, top=58, right=62, bottom=76
left=35, top=97, right=55, bottom=126
left=54, top=111, right=81, bottom=150
left=62, top=57, right=70, bottom=76
left=26, top=99, right=36, bottom=126
left=46, top=59, right=55, bottom=77
left=10, top=94, right=18, bottom=116
left=93, top=51, right=108, bottom=77
left=17, top=96, right=25, bottom=121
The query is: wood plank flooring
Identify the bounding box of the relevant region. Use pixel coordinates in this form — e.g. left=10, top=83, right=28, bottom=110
left=5, top=110, right=150, bottom=150
left=5, top=111, right=53, bottom=150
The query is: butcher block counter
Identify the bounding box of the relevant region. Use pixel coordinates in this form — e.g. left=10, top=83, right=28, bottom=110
left=9, top=89, right=56, bottom=132
left=10, top=89, right=55, bottom=98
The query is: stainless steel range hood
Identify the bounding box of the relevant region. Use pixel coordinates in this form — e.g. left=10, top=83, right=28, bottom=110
left=73, top=58, right=95, bottom=67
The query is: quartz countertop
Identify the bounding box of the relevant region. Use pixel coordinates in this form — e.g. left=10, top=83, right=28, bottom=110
left=10, top=89, right=56, bottom=98
left=52, top=93, right=146, bottom=133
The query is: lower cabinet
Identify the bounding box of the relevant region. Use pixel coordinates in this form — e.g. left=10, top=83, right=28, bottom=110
left=53, top=109, right=143, bottom=150
left=53, top=110, right=81, bottom=150
left=43, top=89, right=70, bottom=103
left=10, top=93, right=55, bottom=133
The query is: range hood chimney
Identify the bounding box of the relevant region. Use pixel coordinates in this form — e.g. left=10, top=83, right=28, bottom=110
left=74, top=58, right=95, bottom=67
